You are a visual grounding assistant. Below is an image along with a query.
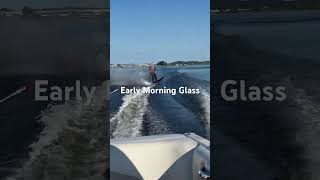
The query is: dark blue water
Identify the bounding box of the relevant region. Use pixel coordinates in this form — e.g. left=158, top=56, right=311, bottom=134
left=0, top=77, right=108, bottom=180
left=0, top=76, right=47, bottom=177
left=110, top=65, right=210, bottom=139
left=0, top=15, right=108, bottom=179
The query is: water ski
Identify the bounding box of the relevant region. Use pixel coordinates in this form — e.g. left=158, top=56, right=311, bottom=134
left=153, top=76, right=165, bottom=84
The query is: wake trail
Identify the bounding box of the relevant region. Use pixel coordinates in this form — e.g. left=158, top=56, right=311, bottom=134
left=199, top=88, right=210, bottom=136
left=111, top=84, right=154, bottom=138
left=6, top=82, right=108, bottom=180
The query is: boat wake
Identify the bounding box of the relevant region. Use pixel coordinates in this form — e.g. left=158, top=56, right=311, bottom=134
left=199, top=88, right=210, bottom=135
left=111, top=86, right=150, bottom=139
left=6, top=82, right=108, bottom=180
left=166, top=72, right=210, bottom=135
left=284, top=78, right=320, bottom=175
left=110, top=66, right=210, bottom=139
left=110, top=67, right=151, bottom=86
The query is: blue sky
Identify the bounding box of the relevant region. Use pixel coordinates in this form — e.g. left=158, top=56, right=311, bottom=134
left=111, top=0, right=210, bottom=64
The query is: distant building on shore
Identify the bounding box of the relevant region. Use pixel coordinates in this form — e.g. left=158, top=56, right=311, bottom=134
left=0, top=8, right=12, bottom=16
left=0, top=8, right=22, bottom=16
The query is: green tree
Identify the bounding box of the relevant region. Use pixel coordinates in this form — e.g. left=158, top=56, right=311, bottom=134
left=157, top=61, right=167, bottom=66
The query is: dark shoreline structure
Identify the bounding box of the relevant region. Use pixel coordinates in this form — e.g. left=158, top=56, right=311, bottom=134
left=212, top=10, right=320, bottom=180
left=157, top=60, right=210, bottom=66
left=0, top=7, right=108, bottom=17
left=213, top=0, right=320, bottom=12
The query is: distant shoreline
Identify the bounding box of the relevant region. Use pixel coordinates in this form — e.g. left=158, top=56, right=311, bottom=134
left=110, top=61, right=210, bottom=67
left=0, top=7, right=108, bottom=17
left=164, top=60, right=210, bottom=66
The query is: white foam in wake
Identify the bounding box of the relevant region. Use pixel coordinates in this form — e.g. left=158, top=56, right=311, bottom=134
left=110, top=66, right=151, bottom=86
left=141, top=79, right=152, bottom=86
left=200, top=89, right=210, bottom=136
left=111, top=86, right=150, bottom=138
left=7, top=82, right=108, bottom=180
